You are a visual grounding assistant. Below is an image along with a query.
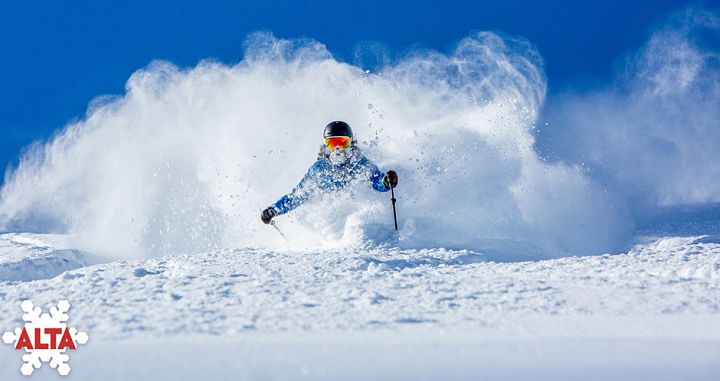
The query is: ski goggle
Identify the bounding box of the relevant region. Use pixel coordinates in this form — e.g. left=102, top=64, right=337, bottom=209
left=325, top=136, right=351, bottom=150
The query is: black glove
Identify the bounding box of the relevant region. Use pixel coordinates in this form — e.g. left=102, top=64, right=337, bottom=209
left=261, top=207, right=277, bottom=224
left=383, top=170, right=398, bottom=189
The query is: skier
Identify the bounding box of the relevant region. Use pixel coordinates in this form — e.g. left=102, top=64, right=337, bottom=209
left=261, top=121, right=398, bottom=224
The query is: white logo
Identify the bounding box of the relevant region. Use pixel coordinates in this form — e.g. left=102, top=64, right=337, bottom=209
left=2, top=300, right=89, bottom=376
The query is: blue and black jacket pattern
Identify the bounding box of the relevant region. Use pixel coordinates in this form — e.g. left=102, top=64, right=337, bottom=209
left=270, top=146, right=390, bottom=215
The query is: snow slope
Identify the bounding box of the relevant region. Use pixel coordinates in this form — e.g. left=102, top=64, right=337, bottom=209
left=0, top=233, right=718, bottom=380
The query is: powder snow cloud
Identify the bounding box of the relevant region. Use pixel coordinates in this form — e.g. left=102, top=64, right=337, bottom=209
left=4, top=6, right=716, bottom=259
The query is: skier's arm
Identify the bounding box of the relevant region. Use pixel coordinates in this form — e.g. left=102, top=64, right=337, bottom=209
left=270, top=162, right=320, bottom=215
left=361, top=157, right=392, bottom=192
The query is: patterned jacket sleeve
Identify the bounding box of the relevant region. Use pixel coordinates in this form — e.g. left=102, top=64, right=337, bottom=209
left=271, top=161, right=320, bottom=215
left=360, top=156, right=390, bottom=192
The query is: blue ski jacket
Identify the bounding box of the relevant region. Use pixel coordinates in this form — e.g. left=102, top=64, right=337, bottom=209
left=271, top=149, right=390, bottom=215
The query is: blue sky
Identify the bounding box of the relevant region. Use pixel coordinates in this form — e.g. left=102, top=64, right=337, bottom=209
left=0, top=0, right=704, bottom=171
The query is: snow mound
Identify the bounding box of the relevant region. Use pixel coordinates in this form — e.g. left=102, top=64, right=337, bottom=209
left=0, top=233, right=94, bottom=282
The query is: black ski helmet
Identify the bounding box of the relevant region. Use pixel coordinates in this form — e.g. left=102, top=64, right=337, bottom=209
left=324, top=121, right=353, bottom=138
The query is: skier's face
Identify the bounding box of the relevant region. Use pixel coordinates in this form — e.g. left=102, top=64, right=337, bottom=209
left=328, top=146, right=349, bottom=165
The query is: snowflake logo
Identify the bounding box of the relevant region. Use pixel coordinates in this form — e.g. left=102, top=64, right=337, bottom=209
left=2, top=300, right=89, bottom=376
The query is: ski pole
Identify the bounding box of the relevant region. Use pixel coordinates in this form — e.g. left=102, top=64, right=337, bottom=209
left=270, top=220, right=290, bottom=242
left=390, top=184, right=398, bottom=230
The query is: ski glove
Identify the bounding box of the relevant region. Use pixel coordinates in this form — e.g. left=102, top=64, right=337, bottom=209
left=261, top=207, right=277, bottom=224
left=383, top=170, right=398, bottom=189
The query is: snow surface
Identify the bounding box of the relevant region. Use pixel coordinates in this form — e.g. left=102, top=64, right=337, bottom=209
left=0, top=233, right=719, bottom=380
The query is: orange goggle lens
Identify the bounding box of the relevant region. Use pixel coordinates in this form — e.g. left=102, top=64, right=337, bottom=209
left=325, top=136, right=351, bottom=150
